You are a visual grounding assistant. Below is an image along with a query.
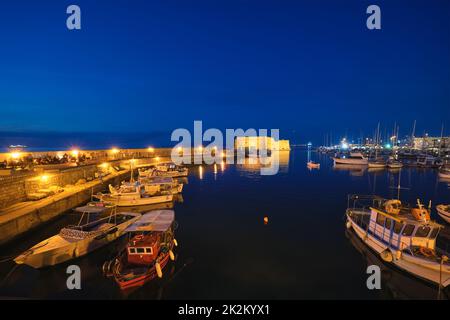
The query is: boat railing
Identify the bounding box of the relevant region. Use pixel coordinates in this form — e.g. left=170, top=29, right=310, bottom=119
left=347, top=194, right=384, bottom=212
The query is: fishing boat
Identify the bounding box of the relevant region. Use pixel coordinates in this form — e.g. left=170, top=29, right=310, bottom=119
left=103, top=210, right=177, bottom=291
left=438, top=166, right=450, bottom=180
left=139, top=163, right=188, bottom=178
left=436, top=205, right=450, bottom=224
left=138, top=176, right=183, bottom=194
left=307, top=161, right=320, bottom=169
left=14, top=206, right=141, bottom=268
left=345, top=195, right=450, bottom=288
left=333, top=152, right=368, bottom=165
left=96, top=183, right=173, bottom=207
left=417, top=155, right=443, bottom=168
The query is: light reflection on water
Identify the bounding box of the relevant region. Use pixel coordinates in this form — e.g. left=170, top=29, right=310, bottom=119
left=0, top=148, right=448, bottom=299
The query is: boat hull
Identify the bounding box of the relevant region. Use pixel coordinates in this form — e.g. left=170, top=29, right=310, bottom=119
left=437, top=205, right=450, bottom=223
left=14, top=213, right=141, bottom=268
left=101, top=194, right=173, bottom=207
left=368, top=162, right=386, bottom=168
left=333, top=158, right=368, bottom=165
left=114, top=250, right=171, bottom=290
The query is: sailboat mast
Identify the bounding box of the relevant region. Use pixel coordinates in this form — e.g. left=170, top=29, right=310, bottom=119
left=438, top=123, right=444, bottom=158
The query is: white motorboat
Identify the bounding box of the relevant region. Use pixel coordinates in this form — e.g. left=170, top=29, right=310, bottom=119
left=139, top=163, right=188, bottom=178
left=97, top=183, right=173, bottom=207
left=417, top=155, right=443, bottom=168
left=436, top=205, right=450, bottom=224
left=387, top=159, right=403, bottom=169
left=14, top=206, right=141, bottom=268
left=368, top=159, right=386, bottom=168
left=333, top=152, right=368, bottom=165
left=138, top=176, right=183, bottom=194
left=346, top=195, right=450, bottom=288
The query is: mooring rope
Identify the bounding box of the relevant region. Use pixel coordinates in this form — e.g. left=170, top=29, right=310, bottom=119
left=0, top=264, right=19, bottom=286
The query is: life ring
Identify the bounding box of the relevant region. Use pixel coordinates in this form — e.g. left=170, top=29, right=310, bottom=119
left=419, top=247, right=434, bottom=258
left=384, top=200, right=401, bottom=215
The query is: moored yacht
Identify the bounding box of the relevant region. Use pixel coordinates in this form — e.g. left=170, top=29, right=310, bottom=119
left=368, top=159, right=386, bottom=168
left=345, top=195, right=449, bottom=288
left=387, top=159, right=403, bottom=169
left=417, top=155, right=443, bottom=168
left=333, top=152, right=368, bottom=165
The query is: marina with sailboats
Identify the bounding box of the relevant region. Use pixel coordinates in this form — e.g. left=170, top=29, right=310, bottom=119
left=0, top=140, right=448, bottom=299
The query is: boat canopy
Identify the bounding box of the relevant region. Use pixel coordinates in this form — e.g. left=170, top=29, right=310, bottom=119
left=125, top=210, right=175, bottom=232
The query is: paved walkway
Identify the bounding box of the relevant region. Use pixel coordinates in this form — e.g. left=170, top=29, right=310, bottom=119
left=0, top=169, right=130, bottom=225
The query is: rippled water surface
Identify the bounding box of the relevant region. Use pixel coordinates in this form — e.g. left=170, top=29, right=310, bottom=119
left=0, top=149, right=449, bottom=299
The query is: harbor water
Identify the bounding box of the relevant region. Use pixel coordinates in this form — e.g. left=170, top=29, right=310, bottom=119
left=0, top=149, right=448, bottom=299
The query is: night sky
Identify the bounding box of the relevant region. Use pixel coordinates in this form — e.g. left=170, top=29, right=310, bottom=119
left=0, top=0, right=449, bottom=148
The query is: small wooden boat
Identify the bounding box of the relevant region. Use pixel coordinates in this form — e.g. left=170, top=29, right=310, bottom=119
left=103, top=210, right=177, bottom=291
left=97, top=183, right=173, bottom=207
left=436, top=204, right=450, bottom=224
left=346, top=195, right=450, bottom=288
left=307, top=161, right=320, bottom=169
left=14, top=206, right=141, bottom=268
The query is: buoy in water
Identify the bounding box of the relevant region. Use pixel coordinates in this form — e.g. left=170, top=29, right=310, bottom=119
left=169, top=250, right=175, bottom=261
left=155, top=262, right=163, bottom=278
left=263, top=216, right=269, bottom=225
left=173, top=238, right=178, bottom=247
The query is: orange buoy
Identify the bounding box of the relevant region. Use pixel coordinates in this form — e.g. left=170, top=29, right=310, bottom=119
left=263, top=216, right=269, bottom=225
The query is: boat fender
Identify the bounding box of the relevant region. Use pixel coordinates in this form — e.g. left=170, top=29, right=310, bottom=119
left=155, top=262, right=163, bottom=278
left=380, top=250, right=393, bottom=263
left=395, top=250, right=402, bottom=260
left=345, top=220, right=352, bottom=229
left=173, top=238, right=178, bottom=247
left=169, top=250, right=175, bottom=261
left=102, top=260, right=112, bottom=277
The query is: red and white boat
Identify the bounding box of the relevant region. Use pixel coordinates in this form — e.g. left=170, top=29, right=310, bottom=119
left=103, top=210, right=177, bottom=291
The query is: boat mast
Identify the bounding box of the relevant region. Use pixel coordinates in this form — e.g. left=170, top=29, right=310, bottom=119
left=411, top=120, right=416, bottom=150
left=438, top=123, right=444, bottom=158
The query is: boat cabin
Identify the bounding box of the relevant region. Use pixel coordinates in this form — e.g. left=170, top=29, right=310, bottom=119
left=127, top=233, right=160, bottom=265
left=368, top=207, right=440, bottom=252
left=124, top=210, right=175, bottom=266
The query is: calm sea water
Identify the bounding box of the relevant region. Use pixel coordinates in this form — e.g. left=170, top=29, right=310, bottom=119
left=0, top=149, right=449, bottom=299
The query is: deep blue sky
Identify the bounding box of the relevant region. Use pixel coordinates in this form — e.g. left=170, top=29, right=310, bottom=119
left=0, top=0, right=449, bottom=148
